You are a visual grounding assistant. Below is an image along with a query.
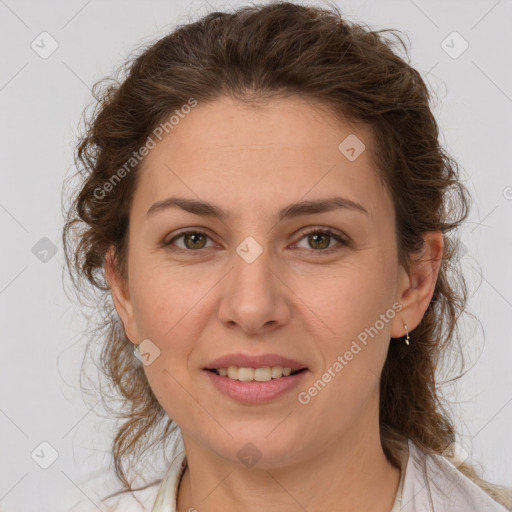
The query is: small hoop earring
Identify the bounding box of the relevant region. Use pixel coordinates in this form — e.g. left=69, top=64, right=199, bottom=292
left=403, top=324, right=410, bottom=346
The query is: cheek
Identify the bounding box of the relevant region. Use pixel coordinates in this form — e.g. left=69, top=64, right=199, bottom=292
left=298, top=260, right=395, bottom=341
left=296, top=262, right=395, bottom=401
left=133, top=281, right=202, bottom=425
left=129, top=254, right=202, bottom=336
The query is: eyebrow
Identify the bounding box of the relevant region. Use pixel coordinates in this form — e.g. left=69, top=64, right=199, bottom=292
left=146, top=196, right=368, bottom=221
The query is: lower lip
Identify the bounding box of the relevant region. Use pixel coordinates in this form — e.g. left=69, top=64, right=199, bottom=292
left=203, top=369, right=308, bottom=404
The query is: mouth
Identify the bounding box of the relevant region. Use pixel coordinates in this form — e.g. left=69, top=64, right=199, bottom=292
left=203, top=365, right=309, bottom=404
left=205, top=366, right=307, bottom=381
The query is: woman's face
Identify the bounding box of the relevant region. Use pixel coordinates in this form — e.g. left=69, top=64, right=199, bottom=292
left=109, top=95, right=415, bottom=468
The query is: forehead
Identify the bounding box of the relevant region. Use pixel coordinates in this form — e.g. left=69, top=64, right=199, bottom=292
left=131, top=95, right=393, bottom=224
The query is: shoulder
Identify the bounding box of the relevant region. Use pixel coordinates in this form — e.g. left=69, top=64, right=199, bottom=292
left=97, top=450, right=186, bottom=512
left=151, top=450, right=188, bottom=511
left=401, top=439, right=510, bottom=512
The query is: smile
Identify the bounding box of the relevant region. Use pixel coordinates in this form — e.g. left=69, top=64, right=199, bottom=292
left=204, top=367, right=308, bottom=403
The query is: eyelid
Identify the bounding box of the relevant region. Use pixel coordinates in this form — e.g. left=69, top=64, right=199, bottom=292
left=295, top=226, right=348, bottom=242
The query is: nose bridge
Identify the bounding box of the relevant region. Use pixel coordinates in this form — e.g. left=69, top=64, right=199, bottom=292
left=232, top=235, right=276, bottom=305
left=218, top=234, right=290, bottom=332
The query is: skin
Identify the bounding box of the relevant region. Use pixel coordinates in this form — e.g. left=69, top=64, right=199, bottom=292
left=106, top=95, right=443, bottom=511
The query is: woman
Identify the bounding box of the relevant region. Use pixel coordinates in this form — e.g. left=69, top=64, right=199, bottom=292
left=62, top=2, right=512, bottom=511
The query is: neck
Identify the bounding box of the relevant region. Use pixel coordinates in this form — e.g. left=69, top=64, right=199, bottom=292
left=176, top=412, right=401, bottom=511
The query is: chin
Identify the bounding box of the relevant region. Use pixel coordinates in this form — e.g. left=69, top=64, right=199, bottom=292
left=203, top=429, right=310, bottom=469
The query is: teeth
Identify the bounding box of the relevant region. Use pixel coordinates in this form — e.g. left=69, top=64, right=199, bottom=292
left=215, top=365, right=299, bottom=381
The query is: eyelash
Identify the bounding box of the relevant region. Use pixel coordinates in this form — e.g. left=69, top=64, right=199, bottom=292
left=162, top=227, right=349, bottom=256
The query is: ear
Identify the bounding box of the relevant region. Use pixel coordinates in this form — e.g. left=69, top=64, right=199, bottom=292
left=390, top=231, right=444, bottom=338
left=105, top=246, right=138, bottom=343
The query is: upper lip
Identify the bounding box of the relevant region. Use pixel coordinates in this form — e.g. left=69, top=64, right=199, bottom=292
left=205, top=353, right=308, bottom=370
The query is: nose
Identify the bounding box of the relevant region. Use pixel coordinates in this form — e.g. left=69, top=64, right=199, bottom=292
left=217, top=245, right=291, bottom=335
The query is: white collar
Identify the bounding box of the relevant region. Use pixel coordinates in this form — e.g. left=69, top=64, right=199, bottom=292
left=150, top=439, right=507, bottom=511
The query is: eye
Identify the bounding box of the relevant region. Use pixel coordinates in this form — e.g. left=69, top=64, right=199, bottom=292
left=162, top=227, right=349, bottom=255
left=293, top=228, right=349, bottom=255
left=163, top=230, right=215, bottom=253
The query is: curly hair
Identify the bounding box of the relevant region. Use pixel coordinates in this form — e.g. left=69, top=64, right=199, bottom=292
left=61, top=1, right=512, bottom=508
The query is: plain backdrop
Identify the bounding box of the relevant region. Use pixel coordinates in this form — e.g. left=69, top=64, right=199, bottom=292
left=1, top=0, right=511, bottom=510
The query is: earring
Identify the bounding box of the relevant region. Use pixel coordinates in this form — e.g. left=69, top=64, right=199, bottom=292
left=403, top=324, right=410, bottom=346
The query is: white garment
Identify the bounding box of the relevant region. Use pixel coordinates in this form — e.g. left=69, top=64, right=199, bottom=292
left=102, top=439, right=509, bottom=511
left=389, top=440, right=509, bottom=511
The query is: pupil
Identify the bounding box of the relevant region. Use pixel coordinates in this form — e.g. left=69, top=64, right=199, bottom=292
left=187, top=233, right=205, bottom=249
left=310, top=233, right=328, bottom=249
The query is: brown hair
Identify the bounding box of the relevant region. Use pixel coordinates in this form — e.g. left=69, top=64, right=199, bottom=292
left=61, top=1, right=512, bottom=507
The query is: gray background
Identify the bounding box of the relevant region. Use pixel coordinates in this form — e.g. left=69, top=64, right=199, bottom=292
left=1, top=0, right=511, bottom=510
